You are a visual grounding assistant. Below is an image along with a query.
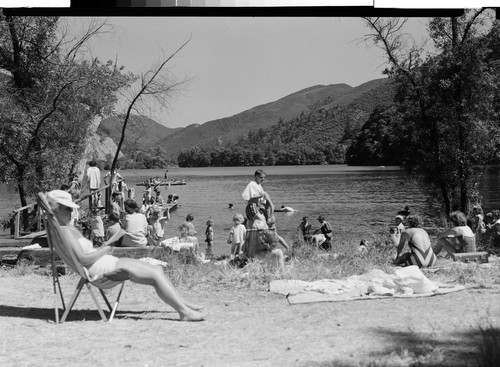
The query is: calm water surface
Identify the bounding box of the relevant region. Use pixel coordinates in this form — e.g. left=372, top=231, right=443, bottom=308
left=2, top=165, right=499, bottom=256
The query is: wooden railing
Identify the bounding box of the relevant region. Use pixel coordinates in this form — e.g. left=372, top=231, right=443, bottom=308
left=13, top=185, right=111, bottom=240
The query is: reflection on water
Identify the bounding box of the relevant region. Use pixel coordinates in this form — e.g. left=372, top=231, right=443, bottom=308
left=1, top=165, right=499, bottom=256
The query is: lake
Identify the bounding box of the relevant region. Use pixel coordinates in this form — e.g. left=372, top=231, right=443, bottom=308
left=2, top=165, right=500, bottom=256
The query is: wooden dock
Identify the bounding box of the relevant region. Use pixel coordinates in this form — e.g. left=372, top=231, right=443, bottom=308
left=0, top=235, right=173, bottom=268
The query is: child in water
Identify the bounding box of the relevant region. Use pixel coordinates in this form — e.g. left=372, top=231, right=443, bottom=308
left=228, top=213, right=246, bottom=260
left=205, top=219, right=214, bottom=260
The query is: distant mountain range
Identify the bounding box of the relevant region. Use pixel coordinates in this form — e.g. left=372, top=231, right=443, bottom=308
left=96, top=77, right=392, bottom=159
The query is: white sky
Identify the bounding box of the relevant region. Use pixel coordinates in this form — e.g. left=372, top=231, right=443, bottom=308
left=72, top=17, right=429, bottom=128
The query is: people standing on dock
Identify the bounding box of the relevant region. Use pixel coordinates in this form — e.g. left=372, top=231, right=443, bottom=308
left=103, top=166, right=124, bottom=187
left=155, top=190, right=165, bottom=206
left=86, top=160, right=101, bottom=208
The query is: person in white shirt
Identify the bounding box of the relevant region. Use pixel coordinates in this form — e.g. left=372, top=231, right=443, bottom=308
left=86, top=161, right=101, bottom=208
left=242, top=169, right=267, bottom=226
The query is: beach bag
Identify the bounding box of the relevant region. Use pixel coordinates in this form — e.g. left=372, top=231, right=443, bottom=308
left=393, top=266, right=437, bottom=294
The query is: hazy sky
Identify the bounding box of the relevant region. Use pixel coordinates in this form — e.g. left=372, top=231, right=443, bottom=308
left=76, top=17, right=429, bottom=128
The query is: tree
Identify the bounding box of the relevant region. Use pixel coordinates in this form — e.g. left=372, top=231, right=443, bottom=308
left=108, top=38, right=191, bottom=194
left=363, top=11, right=500, bottom=215
left=0, top=15, right=133, bottom=209
left=346, top=106, right=406, bottom=165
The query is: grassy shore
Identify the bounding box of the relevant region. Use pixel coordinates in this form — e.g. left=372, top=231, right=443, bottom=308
left=1, top=232, right=499, bottom=366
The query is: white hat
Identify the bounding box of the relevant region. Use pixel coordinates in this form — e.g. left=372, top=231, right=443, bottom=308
left=395, top=215, right=404, bottom=221
left=47, top=190, right=79, bottom=209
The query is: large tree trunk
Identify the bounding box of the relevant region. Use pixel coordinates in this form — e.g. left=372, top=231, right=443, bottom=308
left=440, top=183, right=451, bottom=216
left=17, top=168, right=29, bottom=230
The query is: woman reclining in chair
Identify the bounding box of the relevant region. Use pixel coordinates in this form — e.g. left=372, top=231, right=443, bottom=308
left=46, top=190, right=204, bottom=322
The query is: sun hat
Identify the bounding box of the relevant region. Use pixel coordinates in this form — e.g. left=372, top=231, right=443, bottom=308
left=46, top=190, right=79, bottom=209
left=395, top=215, right=405, bottom=221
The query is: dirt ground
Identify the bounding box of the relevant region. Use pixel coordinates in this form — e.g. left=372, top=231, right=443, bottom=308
left=0, top=270, right=499, bottom=367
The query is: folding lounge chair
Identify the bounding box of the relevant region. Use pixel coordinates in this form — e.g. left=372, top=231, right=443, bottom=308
left=37, top=193, right=129, bottom=324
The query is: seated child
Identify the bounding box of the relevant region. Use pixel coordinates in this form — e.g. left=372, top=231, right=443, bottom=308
left=105, top=213, right=122, bottom=242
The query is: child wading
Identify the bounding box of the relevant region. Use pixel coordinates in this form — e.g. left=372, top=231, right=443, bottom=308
left=228, top=213, right=246, bottom=260
left=205, top=219, right=214, bottom=260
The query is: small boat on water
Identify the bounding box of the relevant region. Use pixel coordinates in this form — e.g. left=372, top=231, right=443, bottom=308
left=136, top=179, right=186, bottom=187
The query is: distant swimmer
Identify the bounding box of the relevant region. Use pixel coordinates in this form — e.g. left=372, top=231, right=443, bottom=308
left=279, top=205, right=296, bottom=212
left=228, top=203, right=234, bottom=210
left=398, top=205, right=411, bottom=218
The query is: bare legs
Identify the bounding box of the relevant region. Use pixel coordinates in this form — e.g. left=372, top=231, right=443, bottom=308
left=116, top=258, right=204, bottom=321
left=433, top=238, right=458, bottom=256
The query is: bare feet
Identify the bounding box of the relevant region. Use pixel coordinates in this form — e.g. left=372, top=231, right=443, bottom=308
left=184, top=301, right=204, bottom=311
left=179, top=309, right=204, bottom=322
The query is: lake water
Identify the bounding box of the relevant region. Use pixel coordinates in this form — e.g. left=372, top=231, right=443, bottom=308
left=2, top=165, right=500, bottom=256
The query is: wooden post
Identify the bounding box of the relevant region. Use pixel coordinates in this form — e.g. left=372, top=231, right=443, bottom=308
left=14, top=211, right=20, bottom=239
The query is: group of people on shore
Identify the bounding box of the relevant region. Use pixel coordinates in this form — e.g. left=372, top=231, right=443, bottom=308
left=389, top=204, right=499, bottom=269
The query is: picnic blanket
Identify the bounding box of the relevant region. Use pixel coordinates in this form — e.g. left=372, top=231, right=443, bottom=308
left=270, top=266, right=465, bottom=305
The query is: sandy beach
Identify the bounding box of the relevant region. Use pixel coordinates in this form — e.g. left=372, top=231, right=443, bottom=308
left=1, top=269, right=499, bottom=367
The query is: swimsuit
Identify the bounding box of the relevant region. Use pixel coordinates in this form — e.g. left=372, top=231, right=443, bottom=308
left=77, top=237, right=118, bottom=277
left=405, top=240, right=437, bottom=268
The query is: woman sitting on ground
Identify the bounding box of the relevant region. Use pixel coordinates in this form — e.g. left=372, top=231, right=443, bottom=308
left=394, top=214, right=437, bottom=268
left=433, top=210, right=477, bottom=256
left=46, top=190, right=203, bottom=322
left=243, top=203, right=288, bottom=271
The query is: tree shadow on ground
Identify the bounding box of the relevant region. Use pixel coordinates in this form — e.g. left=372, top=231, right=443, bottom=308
left=302, top=326, right=500, bottom=367
left=0, top=305, right=174, bottom=322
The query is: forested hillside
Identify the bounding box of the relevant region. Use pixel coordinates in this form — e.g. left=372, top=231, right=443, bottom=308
left=177, top=78, right=395, bottom=167
left=153, top=82, right=376, bottom=157
left=97, top=115, right=181, bottom=169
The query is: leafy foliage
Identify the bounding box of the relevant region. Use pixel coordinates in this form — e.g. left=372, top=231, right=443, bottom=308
left=0, top=14, right=134, bottom=207
left=176, top=79, right=395, bottom=167
left=361, top=12, right=500, bottom=215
